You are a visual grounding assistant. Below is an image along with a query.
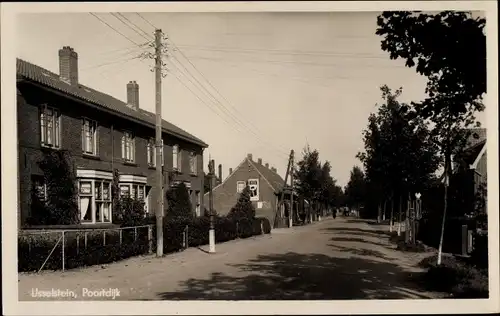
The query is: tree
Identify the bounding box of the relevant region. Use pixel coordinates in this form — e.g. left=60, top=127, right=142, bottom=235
left=228, top=185, right=256, bottom=221
left=33, top=150, right=79, bottom=225
left=294, top=145, right=323, bottom=220
left=357, top=85, right=439, bottom=225
left=344, top=166, right=367, bottom=215
left=376, top=11, right=486, bottom=264
left=165, top=182, right=193, bottom=222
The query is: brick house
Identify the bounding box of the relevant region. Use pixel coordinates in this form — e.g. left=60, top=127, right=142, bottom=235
left=17, top=46, right=208, bottom=228
left=204, top=153, right=298, bottom=227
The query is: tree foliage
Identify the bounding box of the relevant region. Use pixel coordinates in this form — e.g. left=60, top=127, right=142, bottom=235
left=357, top=85, right=440, bottom=215
left=293, top=145, right=343, bottom=216
left=29, top=150, right=79, bottom=225
left=377, top=11, right=486, bottom=264
left=376, top=11, right=486, bottom=119
left=344, top=166, right=367, bottom=211
left=228, top=185, right=256, bottom=221
left=165, top=182, right=193, bottom=222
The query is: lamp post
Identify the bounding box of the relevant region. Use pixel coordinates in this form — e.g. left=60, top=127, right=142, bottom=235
left=208, top=160, right=215, bottom=253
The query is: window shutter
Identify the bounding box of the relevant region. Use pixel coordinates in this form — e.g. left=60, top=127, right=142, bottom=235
left=95, top=123, right=99, bottom=155
left=81, top=119, right=85, bottom=151
left=121, top=135, right=125, bottom=159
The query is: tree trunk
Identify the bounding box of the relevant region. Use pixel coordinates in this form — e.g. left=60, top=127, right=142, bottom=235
left=377, top=203, right=381, bottom=223
left=397, top=195, right=402, bottom=236
left=383, top=199, right=387, bottom=221
left=438, top=152, right=451, bottom=265
left=389, top=197, right=394, bottom=232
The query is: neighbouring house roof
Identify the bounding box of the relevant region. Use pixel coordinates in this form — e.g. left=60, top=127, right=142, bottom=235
left=204, top=155, right=288, bottom=197
left=16, top=58, right=208, bottom=148
left=464, top=128, right=486, bottom=149
left=461, top=139, right=487, bottom=167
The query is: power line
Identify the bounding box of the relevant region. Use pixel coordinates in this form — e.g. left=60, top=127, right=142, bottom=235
left=116, top=13, right=154, bottom=39
left=89, top=13, right=143, bottom=47
left=174, top=44, right=391, bottom=60
left=169, top=57, right=289, bottom=159
left=81, top=55, right=142, bottom=71
left=168, top=46, right=290, bottom=154
left=132, top=13, right=290, bottom=158
left=183, top=53, right=407, bottom=70
left=110, top=13, right=152, bottom=42
left=169, top=64, right=288, bottom=161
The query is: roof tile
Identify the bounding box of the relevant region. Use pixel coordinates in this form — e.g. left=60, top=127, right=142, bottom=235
left=16, top=58, right=208, bottom=147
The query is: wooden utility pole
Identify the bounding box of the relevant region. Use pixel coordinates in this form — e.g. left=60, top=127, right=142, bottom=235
left=208, top=159, right=216, bottom=253
left=273, top=150, right=294, bottom=228
left=154, top=29, right=164, bottom=257
left=289, top=151, right=294, bottom=228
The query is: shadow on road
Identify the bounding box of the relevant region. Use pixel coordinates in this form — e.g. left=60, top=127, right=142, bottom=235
left=155, top=252, right=433, bottom=300
left=328, top=243, right=395, bottom=261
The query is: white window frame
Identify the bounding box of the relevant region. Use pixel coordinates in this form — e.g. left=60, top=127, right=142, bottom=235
left=32, top=175, right=47, bottom=202
left=147, top=138, right=164, bottom=167
left=121, top=131, right=135, bottom=163
left=82, top=118, right=98, bottom=155
left=78, top=179, right=112, bottom=224
left=248, top=179, right=260, bottom=201
left=40, top=104, right=61, bottom=148
left=189, top=151, right=197, bottom=175
left=236, top=181, right=246, bottom=193
left=173, top=145, right=181, bottom=172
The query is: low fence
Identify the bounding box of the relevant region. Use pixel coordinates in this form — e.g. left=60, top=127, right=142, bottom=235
left=18, top=225, right=154, bottom=272
left=19, top=216, right=273, bottom=273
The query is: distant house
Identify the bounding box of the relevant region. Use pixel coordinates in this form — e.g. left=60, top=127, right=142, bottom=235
left=449, top=128, right=487, bottom=214
left=204, top=154, right=298, bottom=227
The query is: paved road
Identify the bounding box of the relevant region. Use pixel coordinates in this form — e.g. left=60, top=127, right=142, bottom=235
left=19, top=217, right=440, bottom=300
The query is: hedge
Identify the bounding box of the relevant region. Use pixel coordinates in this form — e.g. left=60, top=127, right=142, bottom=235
left=19, top=216, right=272, bottom=272
left=18, top=226, right=150, bottom=272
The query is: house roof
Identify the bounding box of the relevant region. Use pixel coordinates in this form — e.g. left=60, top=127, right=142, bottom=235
left=16, top=58, right=208, bottom=148
left=461, top=139, right=486, bottom=167
left=464, top=128, right=486, bottom=149
left=250, top=159, right=287, bottom=193
left=204, top=156, right=288, bottom=197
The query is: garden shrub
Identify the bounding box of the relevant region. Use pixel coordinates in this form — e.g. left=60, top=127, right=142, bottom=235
left=471, top=231, right=488, bottom=269
left=27, top=150, right=79, bottom=225
left=419, top=254, right=488, bottom=298
left=259, top=217, right=272, bottom=234
left=236, top=218, right=254, bottom=239
left=165, top=182, right=194, bottom=222
left=113, top=197, right=148, bottom=227
left=227, top=186, right=256, bottom=221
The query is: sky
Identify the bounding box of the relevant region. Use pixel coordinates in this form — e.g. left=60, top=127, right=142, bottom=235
left=16, top=11, right=485, bottom=187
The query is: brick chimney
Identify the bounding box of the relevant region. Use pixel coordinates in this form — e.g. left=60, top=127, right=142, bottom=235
left=58, top=46, right=78, bottom=86
left=126, top=81, right=140, bottom=110
left=218, top=164, right=222, bottom=181
left=265, top=163, right=269, bottom=168
left=247, top=153, right=253, bottom=161
left=257, top=158, right=262, bottom=165
left=229, top=168, right=233, bottom=175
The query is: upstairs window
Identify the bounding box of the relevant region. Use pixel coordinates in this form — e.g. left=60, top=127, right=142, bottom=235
left=82, top=118, right=97, bottom=155
left=147, top=138, right=163, bottom=167
left=121, top=131, right=135, bottom=163
left=40, top=105, right=61, bottom=148
left=237, top=181, right=245, bottom=193
left=173, top=145, right=181, bottom=171
left=189, top=152, right=197, bottom=175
